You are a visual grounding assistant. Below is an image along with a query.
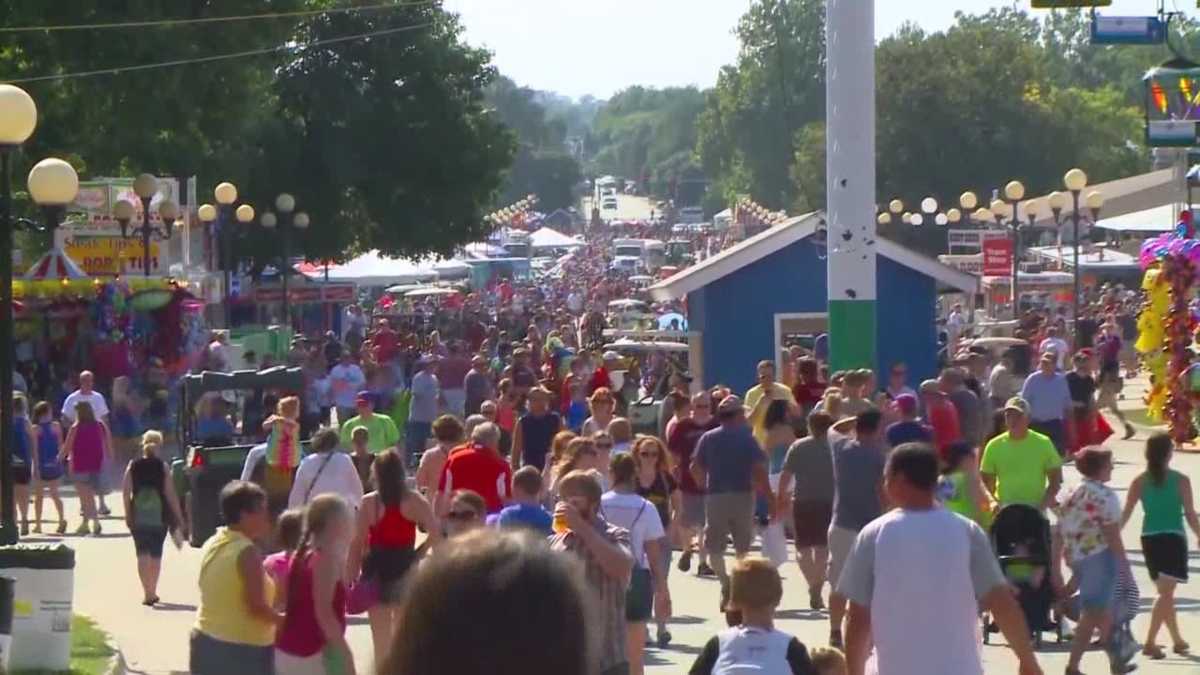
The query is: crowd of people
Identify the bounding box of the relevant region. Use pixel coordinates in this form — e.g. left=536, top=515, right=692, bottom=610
left=9, top=238, right=1198, bottom=675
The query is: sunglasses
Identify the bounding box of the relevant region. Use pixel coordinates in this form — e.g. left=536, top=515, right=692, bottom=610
left=446, top=510, right=479, bottom=521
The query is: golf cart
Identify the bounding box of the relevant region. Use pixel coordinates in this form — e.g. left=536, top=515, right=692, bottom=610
left=171, top=366, right=308, bottom=547
left=602, top=338, right=691, bottom=435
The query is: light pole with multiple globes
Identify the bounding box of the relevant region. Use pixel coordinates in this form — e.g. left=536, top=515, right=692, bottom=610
left=198, top=183, right=253, bottom=328
left=259, top=193, right=309, bottom=326
left=1062, top=168, right=1106, bottom=349
left=113, top=173, right=178, bottom=276
left=0, top=85, right=83, bottom=543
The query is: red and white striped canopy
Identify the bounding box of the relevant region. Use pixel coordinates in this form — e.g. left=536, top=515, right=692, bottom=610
left=25, top=247, right=87, bottom=280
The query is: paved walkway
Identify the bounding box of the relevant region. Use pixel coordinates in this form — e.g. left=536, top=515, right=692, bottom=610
left=27, top=383, right=1200, bottom=673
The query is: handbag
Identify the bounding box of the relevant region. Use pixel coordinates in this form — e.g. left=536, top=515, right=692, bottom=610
left=345, top=574, right=379, bottom=615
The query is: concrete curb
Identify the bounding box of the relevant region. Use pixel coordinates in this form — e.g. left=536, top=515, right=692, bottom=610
left=107, top=646, right=127, bottom=675
left=85, top=613, right=125, bottom=675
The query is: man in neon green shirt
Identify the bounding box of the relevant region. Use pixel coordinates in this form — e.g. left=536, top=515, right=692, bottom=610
left=981, top=397, right=1062, bottom=509
left=339, top=391, right=400, bottom=454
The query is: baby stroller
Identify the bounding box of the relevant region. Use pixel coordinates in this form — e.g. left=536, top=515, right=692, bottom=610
left=982, top=503, right=1063, bottom=646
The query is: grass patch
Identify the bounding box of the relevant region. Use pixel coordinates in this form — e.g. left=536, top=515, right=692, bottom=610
left=12, top=615, right=114, bottom=675
left=1125, top=408, right=1165, bottom=429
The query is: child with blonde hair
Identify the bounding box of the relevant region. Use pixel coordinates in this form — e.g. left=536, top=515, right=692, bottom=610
left=809, top=646, right=848, bottom=675
left=261, top=396, right=301, bottom=510
left=689, top=557, right=818, bottom=674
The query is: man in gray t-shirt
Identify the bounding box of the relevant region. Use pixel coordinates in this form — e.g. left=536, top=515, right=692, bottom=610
left=463, top=356, right=494, bottom=416
left=690, top=395, right=771, bottom=614
left=826, top=408, right=887, bottom=650
left=838, top=443, right=1040, bottom=675
left=941, top=367, right=983, bottom=448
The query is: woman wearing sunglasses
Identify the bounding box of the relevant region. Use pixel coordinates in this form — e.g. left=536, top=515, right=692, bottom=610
left=602, top=453, right=670, bottom=675
left=633, top=436, right=680, bottom=648
left=445, top=490, right=487, bottom=539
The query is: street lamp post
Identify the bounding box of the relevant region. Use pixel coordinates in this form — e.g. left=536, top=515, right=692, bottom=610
left=260, top=199, right=309, bottom=327
left=1063, top=169, right=1105, bottom=349
left=1004, top=181, right=1026, bottom=316
left=198, top=182, right=247, bottom=328
left=114, top=175, right=177, bottom=277
left=959, top=192, right=978, bottom=225
left=1, top=96, right=80, bottom=544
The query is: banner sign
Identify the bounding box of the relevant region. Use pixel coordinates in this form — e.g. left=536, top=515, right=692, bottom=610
left=253, top=284, right=356, bottom=304
left=65, top=237, right=160, bottom=276
left=982, top=238, right=1014, bottom=276
left=63, top=177, right=181, bottom=236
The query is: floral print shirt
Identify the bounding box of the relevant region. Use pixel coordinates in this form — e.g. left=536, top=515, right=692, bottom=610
left=1058, top=478, right=1120, bottom=565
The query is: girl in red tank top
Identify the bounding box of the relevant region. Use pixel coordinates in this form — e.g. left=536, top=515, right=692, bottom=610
left=275, top=495, right=353, bottom=674
left=350, top=450, right=440, bottom=673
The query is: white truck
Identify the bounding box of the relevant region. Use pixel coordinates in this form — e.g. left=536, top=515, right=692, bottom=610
left=612, top=238, right=666, bottom=272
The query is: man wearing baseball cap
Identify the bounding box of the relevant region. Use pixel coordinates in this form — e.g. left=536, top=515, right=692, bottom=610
left=884, top=393, right=933, bottom=448
left=690, top=394, right=774, bottom=618
left=1019, top=352, right=1072, bottom=456
left=339, top=391, right=400, bottom=455
left=980, top=397, right=1062, bottom=510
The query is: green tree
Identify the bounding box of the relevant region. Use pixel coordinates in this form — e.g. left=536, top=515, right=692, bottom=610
left=1, top=1, right=517, bottom=264
left=484, top=76, right=584, bottom=212
left=243, top=1, right=515, bottom=261
left=0, top=0, right=303, bottom=190
left=588, top=85, right=707, bottom=200
left=696, top=0, right=826, bottom=211
left=871, top=9, right=1146, bottom=255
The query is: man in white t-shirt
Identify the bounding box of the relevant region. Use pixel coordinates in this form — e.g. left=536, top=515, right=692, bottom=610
left=61, top=371, right=110, bottom=424
left=945, top=303, right=966, bottom=352
left=838, top=443, right=1042, bottom=675
left=1038, top=326, right=1070, bottom=371
left=328, top=353, right=366, bottom=424
left=61, top=370, right=112, bottom=514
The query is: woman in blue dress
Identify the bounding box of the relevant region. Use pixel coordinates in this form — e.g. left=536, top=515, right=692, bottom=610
left=31, top=400, right=66, bottom=534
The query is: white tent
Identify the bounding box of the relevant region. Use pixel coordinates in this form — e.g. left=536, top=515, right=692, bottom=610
left=307, top=250, right=437, bottom=286
left=433, top=259, right=472, bottom=279
left=461, top=241, right=507, bottom=259
left=530, top=227, right=583, bottom=250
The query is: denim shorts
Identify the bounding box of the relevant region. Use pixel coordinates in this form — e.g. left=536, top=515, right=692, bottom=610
left=1070, top=549, right=1116, bottom=612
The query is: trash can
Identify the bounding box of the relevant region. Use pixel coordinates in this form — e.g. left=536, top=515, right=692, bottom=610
left=0, top=575, right=13, bottom=671
left=0, top=544, right=74, bottom=670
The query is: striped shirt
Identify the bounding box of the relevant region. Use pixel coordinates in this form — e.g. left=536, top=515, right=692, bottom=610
left=549, top=518, right=632, bottom=672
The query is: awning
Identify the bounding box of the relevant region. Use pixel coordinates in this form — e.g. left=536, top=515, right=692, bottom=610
left=1092, top=203, right=1186, bottom=233
left=25, top=247, right=87, bottom=280
left=529, top=227, right=583, bottom=249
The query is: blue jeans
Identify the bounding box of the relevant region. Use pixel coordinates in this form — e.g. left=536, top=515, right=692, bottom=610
left=1030, top=418, right=1066, bottom=456
left=405, top=420, right=432, bottom=463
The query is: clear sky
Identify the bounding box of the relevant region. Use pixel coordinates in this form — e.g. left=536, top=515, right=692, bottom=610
left=441, top=0, right=1192, bottom=99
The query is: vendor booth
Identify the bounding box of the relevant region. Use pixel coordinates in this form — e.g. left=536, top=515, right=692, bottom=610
left=13, top=247, right=208, bottom=394
left=980, top=271, right=1075, bottom=318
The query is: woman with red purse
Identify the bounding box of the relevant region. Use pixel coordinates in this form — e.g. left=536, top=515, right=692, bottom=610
left=350, top=450, right=439, bottom=672
left=1066, top=351, right=1112, bottom=457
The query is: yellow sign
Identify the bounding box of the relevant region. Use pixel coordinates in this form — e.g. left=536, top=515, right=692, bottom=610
left=65, top=237, right=161, bottom=275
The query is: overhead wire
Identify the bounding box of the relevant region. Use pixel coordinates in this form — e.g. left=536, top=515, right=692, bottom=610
left=2, top=22, right=432, bottom=84
left=0, top=1, right=436, bottom=33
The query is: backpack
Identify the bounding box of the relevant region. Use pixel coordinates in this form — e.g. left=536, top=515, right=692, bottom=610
left=132, top=487, right=164, bottom=529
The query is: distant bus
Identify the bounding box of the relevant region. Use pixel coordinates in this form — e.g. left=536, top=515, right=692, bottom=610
left=678, top=206, right=704, bottom=224
left=613, top=238, right=666, bottom=271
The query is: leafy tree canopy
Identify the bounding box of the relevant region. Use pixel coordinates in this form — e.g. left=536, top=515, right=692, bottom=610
left=1, top=1, right=516, bottom=265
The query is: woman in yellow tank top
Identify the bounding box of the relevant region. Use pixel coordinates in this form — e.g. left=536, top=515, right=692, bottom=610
left=190, top=481, right=282, bottom=674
